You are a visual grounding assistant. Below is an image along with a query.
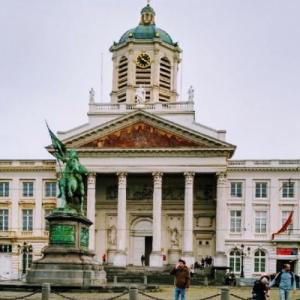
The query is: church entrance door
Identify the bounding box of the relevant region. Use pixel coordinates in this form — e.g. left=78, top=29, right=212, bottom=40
left=130, top=218, right=152, bottom=266
left=145, top=236, right=152, bottom=266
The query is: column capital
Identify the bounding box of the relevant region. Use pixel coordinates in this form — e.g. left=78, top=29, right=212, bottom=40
left=117, top=172, right=127, bottom=187
left=152, top=172, right=163, bottom=187
left=217, top=172, right=227, bottom=185
left=184, top=172, right=195, bottom=185
left=87, top=172, right=96, bottom=185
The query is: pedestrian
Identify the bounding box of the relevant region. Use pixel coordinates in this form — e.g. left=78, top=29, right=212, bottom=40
left=102, top=254, right=106, bottom=264
left=252, top=274, right=270, bottom=300
left=270, top=263, right=296, bottom=300
left=141, top=254, right=145, bottom=266
left=201, top=257, right=205, bottom=269
left=207, top=256, right=212, bottom=266
left=190, top=264, right=195, bottom=278
left=170, top=259, right=190, bottom=300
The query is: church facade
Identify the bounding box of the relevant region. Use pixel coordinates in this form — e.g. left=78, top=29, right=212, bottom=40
left=1, top=4, right=300, bottom=280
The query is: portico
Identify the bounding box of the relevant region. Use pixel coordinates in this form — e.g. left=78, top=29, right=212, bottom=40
left=84, top=167, right=230, bottom=267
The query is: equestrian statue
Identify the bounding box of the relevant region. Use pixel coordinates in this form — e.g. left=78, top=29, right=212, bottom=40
left=46, top=123, right=88, bottom=215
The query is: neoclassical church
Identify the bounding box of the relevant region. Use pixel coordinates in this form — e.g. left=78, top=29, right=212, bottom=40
left=0, top=3, right=300, bottom=280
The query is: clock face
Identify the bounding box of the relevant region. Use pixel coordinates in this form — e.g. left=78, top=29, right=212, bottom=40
left=136, top=53, right=151, bottom=68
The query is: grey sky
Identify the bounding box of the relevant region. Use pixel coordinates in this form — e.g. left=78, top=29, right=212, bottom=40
left=0, top=0, right=299, bottom=159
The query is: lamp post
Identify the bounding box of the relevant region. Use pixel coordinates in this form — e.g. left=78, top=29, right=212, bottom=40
left=17, top=242, right=33, bottom=274
left=234, top=244, right=251, bottom=278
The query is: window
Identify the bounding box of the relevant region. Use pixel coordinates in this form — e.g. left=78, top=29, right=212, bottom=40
left=45, top=182, right=57, bottom=198
left=281, top=211, right=293, bottom=233
left=255, top=211, right=267, bottom=233
left=229, top=250, right=241, bottom=273
left=231, top=182, right=242, bottom=198
left=22, top=182, right=34, bottom=197
left=0, top=182, right=9, bottom=197
left=282, top=182, right=295, bottom=198
left=255, top=182, right=267, bottom=198
left=230, top=210, right=242, bottom=233
left=0, top=244, right=12, bottom=253
left=22, top=209, right=33, bottom=231
left=254, top=250, right=266, bottom=272
left=0, top=209, right=9, bottom=231
left=44, top=209, right=53, bottom=231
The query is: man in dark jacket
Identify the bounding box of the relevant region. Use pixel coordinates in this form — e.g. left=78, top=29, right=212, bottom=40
left=170, top=259, right=190, bottom=300
left=252, top=274, right=270, bottom=300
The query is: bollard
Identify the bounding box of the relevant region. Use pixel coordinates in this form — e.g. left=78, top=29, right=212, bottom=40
left=42, top=283, right=50, bottom=300
left=129, top=287, right=138, bottom=300
left=114, top=275, right=118, bottom=285
left=144, top=275, right=147, bottom=285
left=203, top=276, right=208, bottom=286
left=220, top=287, right=229, bottom=300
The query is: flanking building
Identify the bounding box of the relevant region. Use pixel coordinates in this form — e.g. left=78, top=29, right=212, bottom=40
left=0, top=3, right=299, bottom=280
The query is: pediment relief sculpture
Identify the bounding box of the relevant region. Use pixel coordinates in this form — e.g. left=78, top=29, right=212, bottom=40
left=79, top=122, right=204, bottom=149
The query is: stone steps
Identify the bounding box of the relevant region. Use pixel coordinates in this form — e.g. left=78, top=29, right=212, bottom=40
left=104, top=266, right=214, bottom=285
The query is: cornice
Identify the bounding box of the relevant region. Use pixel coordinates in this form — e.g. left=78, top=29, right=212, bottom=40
left=76, top=148, right=234, bottom=158
left=0, top=166, right=56, bottom=173
left=228, top=167, right=300, bottom=172
left=0, top=160, right=56, bottom=173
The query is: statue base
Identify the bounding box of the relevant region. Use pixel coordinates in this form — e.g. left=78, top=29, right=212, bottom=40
left=168, top=248, right=181, bottom=264
left=26, top=211, right=106, bottom=286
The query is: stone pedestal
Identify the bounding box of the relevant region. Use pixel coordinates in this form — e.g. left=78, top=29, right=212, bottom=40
left=107, top=249, right=116, bottom=264
left=168, top=248, right=181, bottom=264
left=182, top=251, right=195, bottom=266
left=150, top=251, right=163, bottom=267
left=26, top=210, right=106, bottom=286
left=113, top=250, right=127, bottom=267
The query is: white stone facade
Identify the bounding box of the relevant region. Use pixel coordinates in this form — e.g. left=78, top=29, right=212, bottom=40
left=0, top=160, right=57, bottom=279
left=1, top=3, right=300, bottom=281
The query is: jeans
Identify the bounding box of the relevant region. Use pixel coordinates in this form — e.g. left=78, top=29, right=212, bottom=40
left=174, top=287, right=186, bottom=300
left=279, top=289, right=291, bottom=300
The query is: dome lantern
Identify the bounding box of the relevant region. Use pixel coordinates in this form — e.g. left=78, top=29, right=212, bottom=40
left=140, top=3, right=156, bottom=25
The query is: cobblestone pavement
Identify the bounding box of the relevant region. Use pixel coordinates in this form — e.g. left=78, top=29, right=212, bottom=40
left=1, top=286, right=300, bottom=300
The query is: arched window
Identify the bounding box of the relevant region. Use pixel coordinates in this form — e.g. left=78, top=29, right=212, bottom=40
left=254, top=250, right=266, bottom=273
left=229, top=250, right=241, bottom=273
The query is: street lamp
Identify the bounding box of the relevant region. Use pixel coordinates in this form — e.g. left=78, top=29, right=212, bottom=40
left=234, top=244, right=251, bottom=278
left=17, top=242, right=33, bottom=274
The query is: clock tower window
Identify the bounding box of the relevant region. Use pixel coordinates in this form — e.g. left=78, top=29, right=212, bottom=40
left=118, top=56, right=128, bottom=89
left=159, top=57, right=171, bottom=90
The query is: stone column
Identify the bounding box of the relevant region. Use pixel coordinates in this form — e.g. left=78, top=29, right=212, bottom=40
left=87, top=173, right=96, bottom=250
left=113, top=172, right=127, bottom=267
left=182, top=172, right=195, bottom=266
left=150, top=172, right=163, bottom=267
left=215, top=172, right=227, bottom=267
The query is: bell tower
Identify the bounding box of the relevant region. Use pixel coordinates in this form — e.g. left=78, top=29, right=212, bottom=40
left=110, top=3, right=181, bottom=104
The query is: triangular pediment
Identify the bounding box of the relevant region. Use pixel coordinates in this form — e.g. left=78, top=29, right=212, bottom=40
left=57, top=110, right=235, bottom=157
left=78, top=121, right=202, bottom=149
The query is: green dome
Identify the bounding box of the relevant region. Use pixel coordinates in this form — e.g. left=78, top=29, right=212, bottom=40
left=119, top=25, right=174, bottom=45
